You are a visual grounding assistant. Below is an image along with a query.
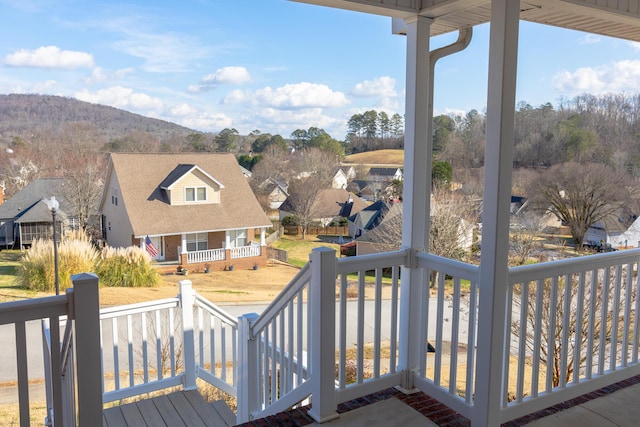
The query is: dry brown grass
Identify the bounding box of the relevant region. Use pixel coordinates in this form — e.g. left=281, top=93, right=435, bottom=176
left=98, top=261, right=302, bottom=306
left=344, top=149, right=404, bottom=166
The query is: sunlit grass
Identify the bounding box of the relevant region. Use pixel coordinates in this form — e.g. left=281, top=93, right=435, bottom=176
left=271, top=234, right=341, bottom=266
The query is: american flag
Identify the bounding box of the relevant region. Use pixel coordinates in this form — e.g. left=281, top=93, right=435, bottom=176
left=145, top=235, right=159, bottom=257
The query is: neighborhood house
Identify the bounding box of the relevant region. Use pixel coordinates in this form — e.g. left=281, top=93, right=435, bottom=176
left=99, top=153, right=272, bottom=271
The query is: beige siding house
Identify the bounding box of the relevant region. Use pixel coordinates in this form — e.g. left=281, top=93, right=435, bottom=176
left=99, top=153, right=272, bottom=271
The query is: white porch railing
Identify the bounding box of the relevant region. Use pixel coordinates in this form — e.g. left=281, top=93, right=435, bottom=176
left=501, top=249, right=640, bottom=423
left=1, top=273, right=103, bottom=427
left=187, top=248, right=226, bottom=264
left=29, top=247, right=640, bottom=426
left=236, top=248, right=407, bottom=423
left=42, top=319, right=75, bottom=427
left=96, top=281, right=239, bottom=404
left=183, top=244, right=261, bottom=263
left=234, top=247, right=640, bottom=424
left=231, top=243, right=261, bottom=259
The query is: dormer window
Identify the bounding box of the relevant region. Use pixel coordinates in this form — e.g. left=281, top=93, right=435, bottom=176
left=185, top=186, right=207, bottom=202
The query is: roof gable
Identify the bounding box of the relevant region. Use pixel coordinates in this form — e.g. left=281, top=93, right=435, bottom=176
left=160, top=164, right=225, bottom=191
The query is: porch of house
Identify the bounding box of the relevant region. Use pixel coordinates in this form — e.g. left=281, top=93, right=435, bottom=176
left=4, top=245, right=640, bottom=427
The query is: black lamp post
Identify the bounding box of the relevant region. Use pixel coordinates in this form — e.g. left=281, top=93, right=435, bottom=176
left=46, top=196, right=60, bottom=295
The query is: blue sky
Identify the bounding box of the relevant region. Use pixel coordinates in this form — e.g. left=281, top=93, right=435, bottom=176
left=2, top=0, right=640, bottom=140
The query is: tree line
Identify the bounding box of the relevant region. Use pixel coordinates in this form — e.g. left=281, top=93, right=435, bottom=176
left=433, top=93, right=640, bottom=179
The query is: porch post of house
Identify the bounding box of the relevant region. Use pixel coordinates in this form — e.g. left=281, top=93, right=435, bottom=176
left=473, top=1, right=520, bottom=426
left=260, top=228, right=266, bottom=246
left=307, top=247, right=339, bottom=423
left=70, top=273, right=103, bottom=426
left=397, top=14, right=433, bottom=389
left=237, top=312, right=259, bottom=424
left=179, top=280, right=198, bottom=390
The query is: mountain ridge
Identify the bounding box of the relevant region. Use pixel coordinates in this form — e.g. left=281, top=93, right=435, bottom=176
left=0, top=94, right=198, bottom=144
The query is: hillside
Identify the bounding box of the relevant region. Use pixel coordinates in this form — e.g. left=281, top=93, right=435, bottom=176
left=0, top=94, right=196, bottom=144
left=344, top=149, right=404, bottom=166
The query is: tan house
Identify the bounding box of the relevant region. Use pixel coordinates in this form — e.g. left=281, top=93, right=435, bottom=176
left=99, top=153, right=272, bottom=271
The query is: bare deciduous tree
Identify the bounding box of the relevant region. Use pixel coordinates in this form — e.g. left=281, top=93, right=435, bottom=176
left=509, top=212, right=544, bottom=265
left=529, top=162, right=634, bottom=250
left=362, top=187, right=478, bottom=276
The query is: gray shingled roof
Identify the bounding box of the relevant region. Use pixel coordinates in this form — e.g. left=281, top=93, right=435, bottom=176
left=104, top=153, right=271, bottom=237
left=280, top=188, right=368, bottom=219
left=0, top=178, right=70, bottom=221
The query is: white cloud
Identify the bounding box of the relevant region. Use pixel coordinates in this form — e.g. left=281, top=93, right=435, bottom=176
left=74, top=86, right=163, bottom=112
left=222, top=89, right=251, bottom=104
left=84, top=66, right=134, bottom=84
left=7, top=79, right=58, bottom=94
left=253, top=82, right=349, bottom=109
left=630, top=41, right=640, bottom=52
left=170, top=103, right=198, bottom=117
left=188, top=66, right=252, bottom=93
left=579, top=34, right=601, bottom=45
left=553, top=60, right=640, bottom=95
left=113, top=31, right=210, bottom=73
left=351, top=76, right=397, bottom=98
left=4, top=46, right=94, bottom=69
left=178, top=112, right=233, bottom=132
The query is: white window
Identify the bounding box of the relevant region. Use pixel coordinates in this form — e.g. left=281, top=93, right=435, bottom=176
left=185, top=186, right=207, bottom=202
left=228, top=229, right=247, bottom=248
left=186, top=233, right=208, bottom=251
left=111, top=187, right=118, bottom=205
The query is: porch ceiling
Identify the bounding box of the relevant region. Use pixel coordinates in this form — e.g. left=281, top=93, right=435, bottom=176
left=292, top=0, right=640, bottom=42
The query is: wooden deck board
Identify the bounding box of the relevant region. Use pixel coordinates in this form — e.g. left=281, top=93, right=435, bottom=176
left=136, top=398, right=168, bottom=427
left=151, top=394, right=188, bottom=427
left=167, top=391, right=208, bottom=427
left=103, top=405, right=129, bottom=427
left=119, top=403, right=147, bottom=426
left=212, top=400, right=237, bottom=426
left=183, top=390, right=228, bottom=426
left=102, top=390, right=234, bottom=426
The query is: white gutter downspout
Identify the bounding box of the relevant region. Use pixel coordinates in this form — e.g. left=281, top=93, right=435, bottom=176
left=395, top=17, right=473, bottom=389
left=428, top=27, right=473, bottom=127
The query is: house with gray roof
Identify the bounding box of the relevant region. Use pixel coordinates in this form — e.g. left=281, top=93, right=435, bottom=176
left=584, top=208, right=640, bottom=249
left=99, top=153, right=272, bottom=270
left=0, top=178, right=71, bottom=248
left=278, top=188, right=368, bottom=226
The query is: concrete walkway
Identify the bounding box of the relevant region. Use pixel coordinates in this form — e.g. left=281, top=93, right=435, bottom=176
left=524, top=382, right=640, bottom=427
left=239, top=376, right=640, bottom=426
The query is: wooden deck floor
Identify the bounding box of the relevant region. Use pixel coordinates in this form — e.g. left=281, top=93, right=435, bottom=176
left=103, top=390, right=235, bottom=427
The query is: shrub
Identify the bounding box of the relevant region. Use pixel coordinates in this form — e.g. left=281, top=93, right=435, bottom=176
left=96, top=246, right=160, bottom=287
left=17, top=231, right=160, bottom=291
left=281, top=215, right=299, bottom=226
left=17, top=231, right=98, bottom=293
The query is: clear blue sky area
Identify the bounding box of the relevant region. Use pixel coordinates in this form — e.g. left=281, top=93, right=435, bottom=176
left=2, top=0, right=639, bottom=138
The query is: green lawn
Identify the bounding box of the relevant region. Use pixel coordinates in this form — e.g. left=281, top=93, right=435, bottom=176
left=271, top=235, right=342, bottom=267
left=0, top=250, right=41, bottom=302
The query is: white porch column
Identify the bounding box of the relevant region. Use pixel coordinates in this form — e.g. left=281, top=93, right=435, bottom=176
left=474, top=1, right=520, bottom=426
left=181, top=233, right=187, bottom=254
left=397, top=15, right=433, bottom=387
left=139, top=237, right=144, bottom=250
left=260, top=228, right=266, bottom=246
